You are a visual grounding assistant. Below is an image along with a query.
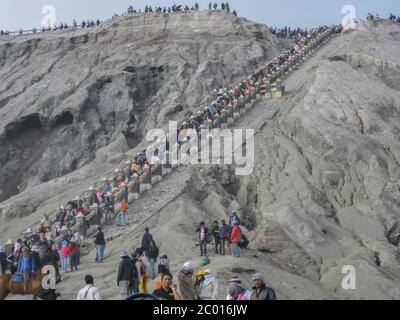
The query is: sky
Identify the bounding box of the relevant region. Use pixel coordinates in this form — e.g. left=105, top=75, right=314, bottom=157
left=0, top=0, right=399, bottom=31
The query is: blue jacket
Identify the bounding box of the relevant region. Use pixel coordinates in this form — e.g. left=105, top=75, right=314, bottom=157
left=102, top=184, right=111, bottom=194
left=17, top=254, right=36, bottom=273
left=219, top=224, right=229, bottom=239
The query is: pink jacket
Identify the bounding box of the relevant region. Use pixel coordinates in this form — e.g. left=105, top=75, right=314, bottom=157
left=60, top=246, right=69, bottom=257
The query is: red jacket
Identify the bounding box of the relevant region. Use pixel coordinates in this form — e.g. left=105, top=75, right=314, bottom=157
left=230, top=225, right=241, bottom=243
left=67, top=243, right=79, bottom=255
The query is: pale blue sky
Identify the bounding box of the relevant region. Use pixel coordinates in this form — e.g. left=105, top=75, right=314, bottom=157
left=0, top=0, right=399, bottom=31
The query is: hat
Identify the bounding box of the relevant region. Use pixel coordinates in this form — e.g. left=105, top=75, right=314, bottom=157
left=252, top=273, right=265, bottom=282
left=120, top=251, right=129, bottom=258
left=5, top=239, right=12, bottom=245
left=106, top=192, right=112, bottom=197
left=230, top=276, right=242, bottom=284
left=196, top=271, right=206, bottom=277
left=183, top=261, right=193, bottom=271
left=204, top=269, right=211, bottom=275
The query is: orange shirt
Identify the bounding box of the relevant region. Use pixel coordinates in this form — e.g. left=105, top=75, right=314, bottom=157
left=121, top=200, right=128, bottom=213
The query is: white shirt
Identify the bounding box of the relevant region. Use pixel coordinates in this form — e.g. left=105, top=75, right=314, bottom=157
left=77, top=285, right=101, bottom=300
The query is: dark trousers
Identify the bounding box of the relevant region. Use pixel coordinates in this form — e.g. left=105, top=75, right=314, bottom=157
left=129, top=279, right=139, bottom=296
left=199, top=240, right=207, bottom=256
left=0, top=262, right=6, bottom=275
left=214, top=237, right=221, bottom=254
left=221, top=239, right=227, bottom=255
left=69, top=253, right=78, bottom=271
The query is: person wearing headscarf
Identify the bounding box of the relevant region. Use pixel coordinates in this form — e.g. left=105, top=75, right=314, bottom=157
left=177, top=261, right=196, bottom=300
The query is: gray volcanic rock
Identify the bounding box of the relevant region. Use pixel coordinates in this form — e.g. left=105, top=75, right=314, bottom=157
left=0, top=11, right=281, bottom=202
left=2, top=16, right=400, bottom=300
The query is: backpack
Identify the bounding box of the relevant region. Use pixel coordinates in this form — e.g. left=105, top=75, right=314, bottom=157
left=239, top=233, right=249, bottom=249
left=131, top=260, right=139, bottom=280
left=158, top=264, right=169, bottom=275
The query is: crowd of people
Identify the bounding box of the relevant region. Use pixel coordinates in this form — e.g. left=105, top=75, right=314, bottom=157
left=168, top=25, right=333, bottom=147
left=269, top=26, right=310, bottom=39
left=0, top=17, right=335, bottom=300
left=88, top=223, right=275, bottom=301
left=389, top=13, right=400, bottom=23
left=366, top=12, right=400, bottom=23
left=0, top=18, right=102, bottom=36
left=0, top=3, right=239, bottom=37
